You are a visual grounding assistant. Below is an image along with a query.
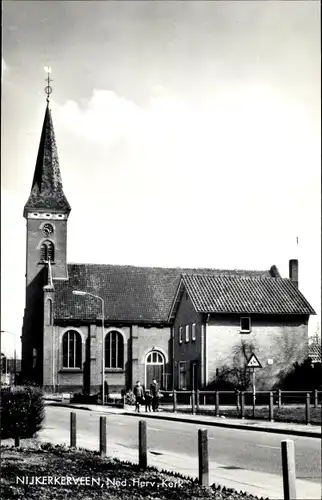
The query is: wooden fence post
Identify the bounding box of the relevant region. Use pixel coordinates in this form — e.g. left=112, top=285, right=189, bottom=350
left=269, top=391, right=274, bottom=422
left=236, top=390, right=240, bottom=412
left=138, top=420, right=147, bottom=469
left=191, top=390, right=196, bottom=414
left=215, top=391, right=219, bottom=417
left=278, top=389, right=282, bottom=409
left=198, top=429, right=209, bottom=487
left=99, top=416, right=107, bottom=457
left=314, top=389, right=318, bottom=409
left=14, top=436, right=20, bottom=447
left=281, top=440, right=297, bottom=500
left=70, top=412, right=76, bottom=448
left=173, top=390, right=177, bottom=413
left=305, top=393, right=310, bottom=425
left=196, top=390, right=200, bottom=411
left=240, top=392, right=245, bottom=419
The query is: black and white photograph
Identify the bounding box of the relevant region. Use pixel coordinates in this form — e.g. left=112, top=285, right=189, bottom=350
left=1, top=1, right=321, bottom=499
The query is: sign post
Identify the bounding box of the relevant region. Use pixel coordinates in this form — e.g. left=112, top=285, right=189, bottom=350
left=252, top=368, right=256, bottom=417
left=246, top=353, right=262, bottom=418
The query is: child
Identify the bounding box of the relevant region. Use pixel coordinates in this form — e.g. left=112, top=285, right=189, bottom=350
left=133, top=380, right=144, bottom=413
left=144, top=389, right=152, bottom=412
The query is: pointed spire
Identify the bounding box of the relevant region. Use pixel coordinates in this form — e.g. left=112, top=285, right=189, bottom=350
left=24, top=103, right=71, bottom=217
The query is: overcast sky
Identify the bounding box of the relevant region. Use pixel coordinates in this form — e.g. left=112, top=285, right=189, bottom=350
left=1, top=1, right=320, bottom=357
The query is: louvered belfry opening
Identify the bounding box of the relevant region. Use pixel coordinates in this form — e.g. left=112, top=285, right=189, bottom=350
left=40, top=240, right=54, bottom=262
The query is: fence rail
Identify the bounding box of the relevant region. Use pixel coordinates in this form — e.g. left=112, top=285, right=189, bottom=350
left=155, top=389, right=321, bottom=423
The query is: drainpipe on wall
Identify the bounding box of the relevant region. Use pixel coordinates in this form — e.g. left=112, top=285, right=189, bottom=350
left=204, top=314, right=210, bottom=387
left=171, top=326, right=175, bottom=391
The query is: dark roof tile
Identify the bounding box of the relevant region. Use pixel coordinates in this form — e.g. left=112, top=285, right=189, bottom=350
left=53, top=264, right=272, bottom=322
left=180, top=274, right=315, bottom=315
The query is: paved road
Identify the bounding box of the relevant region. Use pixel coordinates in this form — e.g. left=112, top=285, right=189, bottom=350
left=43, top=406, right=321, bottom=483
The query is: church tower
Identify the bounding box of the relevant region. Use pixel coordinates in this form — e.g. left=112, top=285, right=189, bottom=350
left=23, top=104, right=71, bottom=284
left=21, top=72, right=71, bottom=385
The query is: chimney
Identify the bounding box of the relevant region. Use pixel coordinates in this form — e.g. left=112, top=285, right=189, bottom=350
left=289, top=259, right=298, bottom=287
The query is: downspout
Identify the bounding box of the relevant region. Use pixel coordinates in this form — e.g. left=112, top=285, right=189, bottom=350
left=204, top=314, right=210, bottom=387
left=171, top=326, right=175, bottom=391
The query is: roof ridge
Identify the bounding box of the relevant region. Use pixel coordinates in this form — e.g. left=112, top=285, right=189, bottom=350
left=182, top=273, right=276, bottom=279
left=67, top=262, right=270, bottom=273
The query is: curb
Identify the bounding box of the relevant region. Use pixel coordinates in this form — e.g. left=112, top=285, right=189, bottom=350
left=46, top=402, right=321, bottom=438
left=124, top=412, right=321, bottom=438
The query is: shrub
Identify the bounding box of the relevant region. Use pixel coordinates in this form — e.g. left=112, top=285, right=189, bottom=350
left=1, top=385, right=44, bottom=439
left=274, top=358, right=322, bottom=391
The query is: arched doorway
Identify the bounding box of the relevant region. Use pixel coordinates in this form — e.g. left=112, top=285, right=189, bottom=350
left=145, top=351, right=165, bottom=389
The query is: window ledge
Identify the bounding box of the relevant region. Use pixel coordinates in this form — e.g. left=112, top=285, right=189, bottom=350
left=59, top=368, right=83, bottom=373
left=240, top=330, right=251, bottom=334
left=105, top=368, right=125, bottom=373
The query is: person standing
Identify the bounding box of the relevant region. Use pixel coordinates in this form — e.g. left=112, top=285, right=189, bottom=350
left=150, top=378, right=159, bottom=412
left=133, top=381, right=144, bottom=412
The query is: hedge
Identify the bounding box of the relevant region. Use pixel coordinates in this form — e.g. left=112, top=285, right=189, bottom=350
left=1, top=385, right=44, bottom=439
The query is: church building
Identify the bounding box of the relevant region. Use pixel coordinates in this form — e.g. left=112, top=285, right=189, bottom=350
left=21, top=95, right=315, bottom=395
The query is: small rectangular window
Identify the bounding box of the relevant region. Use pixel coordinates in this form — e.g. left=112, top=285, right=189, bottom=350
left=240, top=317, right=251, bottom=333
left=191, top=323, right=196, bottom=341
left=185, top=325, right=189, bottom=342
left=179, top=327, right=183, bottom=343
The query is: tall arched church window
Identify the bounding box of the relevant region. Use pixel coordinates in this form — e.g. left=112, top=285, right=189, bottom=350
left=62, top=330, right=82, bottom=368
left=105, top=331, right=124, bottom=369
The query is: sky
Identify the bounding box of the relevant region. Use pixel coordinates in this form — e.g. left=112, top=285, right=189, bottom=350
left=1, top=1, right=320, bottom=357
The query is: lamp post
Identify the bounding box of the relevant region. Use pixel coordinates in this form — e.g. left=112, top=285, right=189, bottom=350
left=0, top=330, right=17, bottom=385
left=72, top=291, right=105, bottom=405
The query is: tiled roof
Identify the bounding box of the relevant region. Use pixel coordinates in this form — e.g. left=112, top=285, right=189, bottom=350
left=180, top=274, right=315, bottom=315
left=308, top=336, right=321, bottom=363
left=24, top=105, right=71, bottom=216
left=53, top=264, right=272, bottom=323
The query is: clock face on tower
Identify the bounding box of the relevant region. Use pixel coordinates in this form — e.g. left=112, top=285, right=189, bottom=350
left=41, top=223, right=54, bottom=237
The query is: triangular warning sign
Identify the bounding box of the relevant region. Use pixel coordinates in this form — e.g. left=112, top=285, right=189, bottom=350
left=247, top=353, right=262, bottom=368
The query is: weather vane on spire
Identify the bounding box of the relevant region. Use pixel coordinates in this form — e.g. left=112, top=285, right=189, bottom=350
left=44, top=66, right=53, bottom=103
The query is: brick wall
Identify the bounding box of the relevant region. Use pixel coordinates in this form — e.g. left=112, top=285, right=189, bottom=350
left=43, top=323, right=133, bottom=394
left=26, top=218, right=68, bottom=285
left=133, top=325, right=172, bottom=390
left=173, top=290, right=202, bottom=389
left=206, top=314, right=309, bottom=389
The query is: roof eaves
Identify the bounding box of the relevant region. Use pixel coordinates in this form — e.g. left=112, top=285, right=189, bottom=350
left=168, top=277, right=185, bottom=322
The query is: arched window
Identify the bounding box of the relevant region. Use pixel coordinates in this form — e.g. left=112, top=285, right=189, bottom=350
left=105, top=331, right=124, bottom=369
left=40, top=240, right=55, bottom=262
left=146, top=352, right=164, bottom=364
left=62, top=330, right=82, bottom=368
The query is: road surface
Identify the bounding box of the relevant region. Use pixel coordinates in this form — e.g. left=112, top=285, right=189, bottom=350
left=42, top=405, right=321, bottom=483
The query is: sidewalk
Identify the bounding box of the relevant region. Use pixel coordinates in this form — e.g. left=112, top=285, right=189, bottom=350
left=36, top=418, right=321, bottom=500
left=46, top=401, right=321, bottom=438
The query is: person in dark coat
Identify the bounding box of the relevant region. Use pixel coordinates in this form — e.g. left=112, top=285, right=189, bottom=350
left=133, top=381, right=144, bottom=412
left=150, top=378, right=159, bottom=412
left=144, top=389, right=152, bottom=412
